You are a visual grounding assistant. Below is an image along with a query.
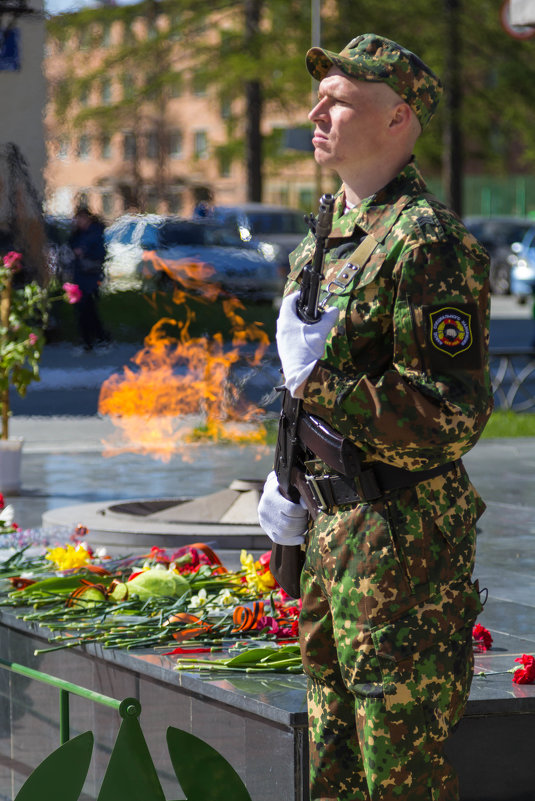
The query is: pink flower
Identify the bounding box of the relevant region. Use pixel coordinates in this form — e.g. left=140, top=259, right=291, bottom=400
left=257, top=616, right=280, bottom=634
left=3, top=251, right=22, bottom=271
left=63, top=282, right=82, bottom=304
left=28, top=333, right=38, bottom=346
left=0, top=493, right=4, bottom=510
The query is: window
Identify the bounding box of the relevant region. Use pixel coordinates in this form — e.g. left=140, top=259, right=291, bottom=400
left=101, top=22, right=112, bottom=47
left=146, top=131, right=158, bottom=160
left=79, top=26, right=91, bottom=50
left=169, top=72, right=183, bottom=98
left=79, top=85, right=90, bottom=107
left=100, top=134, right=112, bottom=159
left=299, top=189, right=314, bottom=211
left=100, top=78, right=112, bottom=105
left=192, top=72, right=207, bottom=97
left=122, top=21, right=136, bottom=45
left=77, top=134, right=91, bottom=160
left=169, top=129, right=183, bottom=159
left=220, top=97, right=232, bottom=120
left=218, top=153, right=231, bottom=178
left=122, top=74, right=136, bottom=101
left=167, top=190, right=183, bottom=214
left=57, top=136, right=70, bottom=160
left=146, top=192, right=159, bottom=213
left=123, top=132, right=137, bottom=161
left=101, top=193, right=114, bottom=217
left=193, top=130, right=208, bottom=160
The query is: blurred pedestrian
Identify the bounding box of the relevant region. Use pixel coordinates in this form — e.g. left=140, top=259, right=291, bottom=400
left=68, top=205, right=110, bottom=352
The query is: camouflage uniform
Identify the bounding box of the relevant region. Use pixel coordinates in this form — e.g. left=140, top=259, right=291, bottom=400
left=284, top=158, right=493, bottom=800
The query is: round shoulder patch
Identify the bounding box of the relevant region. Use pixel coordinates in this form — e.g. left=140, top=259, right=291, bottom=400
left=429, top=306, right=473, bottom=357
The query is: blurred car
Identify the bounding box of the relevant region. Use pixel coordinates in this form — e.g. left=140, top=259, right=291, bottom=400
left=210, top=203, right=309, bottom=266
left=508, top=228, right=535, bottom=303
left=104, top=214, right=162, bottom=288
left=464, top=216, right=535, bottom=295
left=105, top=214, right=284, bottom=300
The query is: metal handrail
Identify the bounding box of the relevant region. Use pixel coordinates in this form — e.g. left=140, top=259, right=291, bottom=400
left=489, top=347, right=535, bottom=411
left=0, top=656, right=124, bottom=743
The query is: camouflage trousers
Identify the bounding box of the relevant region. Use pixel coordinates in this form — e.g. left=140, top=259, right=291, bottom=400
left=298, top=470, right=484, bottom=801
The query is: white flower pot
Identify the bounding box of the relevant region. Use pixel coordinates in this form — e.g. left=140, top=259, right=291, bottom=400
left=0, top=437, right=24, bottom=495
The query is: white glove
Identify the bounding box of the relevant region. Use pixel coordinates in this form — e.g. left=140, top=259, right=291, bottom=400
left=276, top=292, right=339, bottom=397
left=257, top=470, right=309, bottom=546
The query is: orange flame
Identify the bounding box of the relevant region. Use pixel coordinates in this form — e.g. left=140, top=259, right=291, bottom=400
left=98, top=251, right=271, bottom=462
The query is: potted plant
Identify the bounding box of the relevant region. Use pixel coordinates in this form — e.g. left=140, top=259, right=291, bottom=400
left=0, top=251, right=80, bottom=493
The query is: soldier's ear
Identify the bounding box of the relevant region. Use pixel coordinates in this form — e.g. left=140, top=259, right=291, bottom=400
left=388, top=102, right=412, bottom=131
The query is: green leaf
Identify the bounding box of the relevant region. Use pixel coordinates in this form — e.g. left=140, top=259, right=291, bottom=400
left=167, top=727, right=252, bottom=801
left=14, top=731, right=94, bottom=801
left=224, top=647, right=278, bottom=666
left=12, top=573, right=114, bottom=598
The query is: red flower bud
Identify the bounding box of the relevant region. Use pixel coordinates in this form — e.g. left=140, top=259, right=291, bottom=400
left=3, top=251, right=22, bottom=271
left=63, top=282, right=82, bottom=304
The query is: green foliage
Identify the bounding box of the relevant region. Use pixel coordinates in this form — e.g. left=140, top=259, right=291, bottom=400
left=0, top=268, right=50, bottom=401
left=46, top=0, right=535, bottom=196
left=481, top=410, right=535, bottom=438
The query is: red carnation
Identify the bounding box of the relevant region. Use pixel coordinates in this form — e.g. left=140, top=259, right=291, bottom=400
left=472, top=623, right=493, bottom=651
left=513, top=654, right=535, bottom=685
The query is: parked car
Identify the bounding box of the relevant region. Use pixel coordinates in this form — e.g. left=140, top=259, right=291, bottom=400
left=210, top=203, right=309, bottom=267
left=464, top=216, right=535, bottom=295
left=508, top=228, right=535, bottom=303
left=105, top=214, right=284, bottom=300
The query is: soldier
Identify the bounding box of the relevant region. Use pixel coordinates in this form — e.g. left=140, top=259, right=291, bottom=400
left=258, top=34, right=493, bottom=801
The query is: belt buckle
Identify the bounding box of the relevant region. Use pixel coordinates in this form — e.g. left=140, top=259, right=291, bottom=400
left=305, top=474, right=330, bottom=512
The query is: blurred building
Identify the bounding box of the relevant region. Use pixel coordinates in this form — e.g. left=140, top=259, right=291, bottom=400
left=44, top=4, right=319, bottom=220
left=0, top=0, right=48, bottom=275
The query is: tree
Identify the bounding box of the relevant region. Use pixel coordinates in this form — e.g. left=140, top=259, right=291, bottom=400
left=47, top=0, right=312, bottom=208
left=324, top=0, right=535, bottom=212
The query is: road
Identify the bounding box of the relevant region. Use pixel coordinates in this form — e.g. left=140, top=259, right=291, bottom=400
left=9, top=294, right=534, bottom=417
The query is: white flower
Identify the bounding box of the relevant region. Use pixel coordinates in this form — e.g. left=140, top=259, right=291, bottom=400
left=218, top=589, right=236, bottom=606
left=0, top=505, right=15, bottom=526
left=95, top=547, right=107, bottom=559
left=188, top=588, right=208, bottom=609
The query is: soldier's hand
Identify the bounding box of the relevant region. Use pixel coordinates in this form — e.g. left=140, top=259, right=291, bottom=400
left=276, top=292, right=338, bottom=397
left=257, top=471, right=308, bottom=546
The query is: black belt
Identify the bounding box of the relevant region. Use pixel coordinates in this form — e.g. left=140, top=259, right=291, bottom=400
left=295, top=459, right=461, bottom=517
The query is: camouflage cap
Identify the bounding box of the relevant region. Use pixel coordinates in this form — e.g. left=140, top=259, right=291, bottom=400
left=306, top=33, right=442, bottom=129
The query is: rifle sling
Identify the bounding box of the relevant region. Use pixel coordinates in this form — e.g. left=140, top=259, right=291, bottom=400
left=319, top=233, right=379, bottom=306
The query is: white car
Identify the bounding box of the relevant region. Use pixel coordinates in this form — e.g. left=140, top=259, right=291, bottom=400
left=105, top=215, right=284, bottom=301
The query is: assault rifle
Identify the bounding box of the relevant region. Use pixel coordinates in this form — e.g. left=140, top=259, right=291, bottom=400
left=274, top=194, right=335, bottom=502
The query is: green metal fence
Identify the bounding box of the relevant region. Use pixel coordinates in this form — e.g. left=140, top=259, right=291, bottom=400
left=426, top=175, right=535, bottom=217
left=0, top=655, right=252, bottom=801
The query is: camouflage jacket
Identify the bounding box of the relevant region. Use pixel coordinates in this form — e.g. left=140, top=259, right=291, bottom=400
left=285, top=160, right=493, bottom=471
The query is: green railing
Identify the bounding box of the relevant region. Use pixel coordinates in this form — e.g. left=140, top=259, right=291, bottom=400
left=0, top=656, right=252, bottom=801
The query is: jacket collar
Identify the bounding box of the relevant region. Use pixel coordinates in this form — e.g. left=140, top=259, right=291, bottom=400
left=328, top=158, right=428, bottom=243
